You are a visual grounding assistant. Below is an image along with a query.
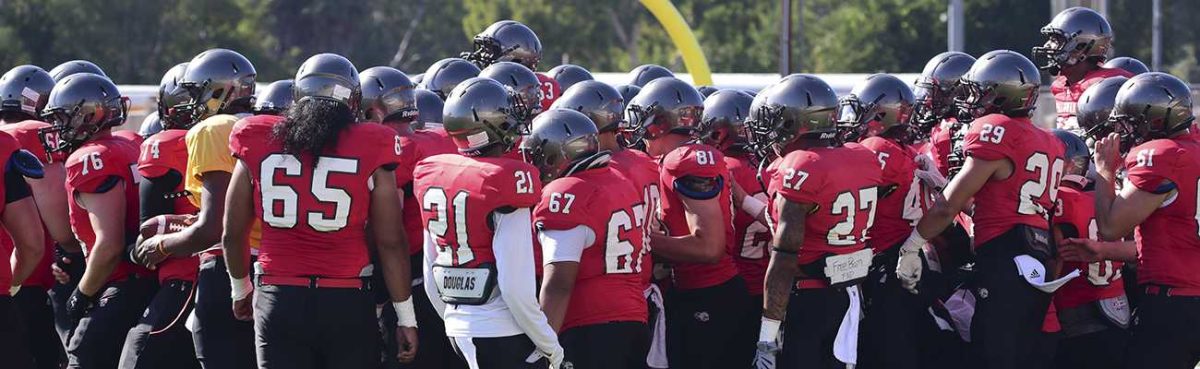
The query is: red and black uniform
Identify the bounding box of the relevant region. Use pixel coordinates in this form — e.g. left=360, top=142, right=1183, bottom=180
left=63, top=134, right=156, bottom=369
left=725, top=153, right=770, bottom=366
left=230, top=117, right=402, bottom=368
left=535, top=165, right=648, bottom=368
left=0, top=131, right=39, bottom=369
left=118, top=128, right=201, bottom=369
left=958, top=114, right=1065, bottom=369
left=1051, top=67, right=1134, bottom=131
left=1120, top=137, right=1200, bottom=369
left=1053, top=182, right=1129, bottom=369
left=764, top=143, right=882, bottom=368
left=535, top=72, right=561, bottom=112
left=658, top=143, right=749, bottom=369
left=609, top=149, right=660, bottom=287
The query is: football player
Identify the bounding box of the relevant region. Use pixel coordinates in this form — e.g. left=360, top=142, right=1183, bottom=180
left=527, top=109, right=649, bottom=369
left=360, top=66, right=456, bottom=368
left=1103, top=57, right=1149, bottom=76
left=130, top=48, right=258, bottom=369
left=898, top=50, right=1064, bottom=369
left=912, top=51, right=976, bottom=178
left=414, top=77, right=562, bottom=368
left=41, top=73, right=153, bottom=369
left=0, top=64, right=74, bottom=368
left=418, top=58, right=481, bottom=100
left=1089, top=72, right=1200, bottom=369
left=252, top=79, right=294, bottom=116
left=47, top=60, right=106, bottom=82
left=461, top=20, right=559, bottom=110
left=749, top=74, right=882, bottom=368
left=414, top=89, right=445, bottom=131
left=118, top=62, right=201, bottom=369
left=480, top=61, right=545, bottom=118
left=1033, top=7, right=1133, bottom=132
left=0, top=127, right=45, bottom=369
left=625, top=77, right=748, bottom=369
left=546, top=64, right=593, bottom=92
left=224, top=53, right=418, bottom=369
left=627, top=64, right=675, bottom=88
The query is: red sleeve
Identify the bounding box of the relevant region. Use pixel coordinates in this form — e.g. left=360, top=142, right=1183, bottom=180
left=772, top=151, right=826, bottom=205
left=490, top=160, right=542, bottom=209
left=228, top=118, right=255, bottom=160
left=534, top=178, right=597, bottom=232
left=66, top=145, right=126, bottom=193
left=1, top=125, right=49, bottom=165
left=137, top=132, right=187, bottom=179
left=393, top=136, right=417, bottom=186
left=374, top=125, right=403, bottom=172
left=537, top=73, right=561, bottom=111
left=963, top=117, right=1014, bottom=162
left=1125, top=141, right=1178, bottom=194
left=662, top=145, right=726, bottom=179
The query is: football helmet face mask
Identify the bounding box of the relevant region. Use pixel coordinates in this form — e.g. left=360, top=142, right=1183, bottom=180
left=699, top=89, right=754, bottom=152
left=419, top=58, right=481, bottom=100
left=1108, top=72, right=1194, bottom=154
left=547, top=64, right=594, bottom=92
left=413, top=89, right=443, bottom=130
left=157, top=62, right=191, bottom=129
left=1033, top=7, right=1114, bottom=75
left=463, top=20, right=543, bottom=69
left=175, top=49, right=257, bottom=126
left=836, top=74, right=915, bottom=143
left=615, top=84, right=642, bottom=111
left=520, top=108, right=603, bottom=183
left=479, top=61, right=544, bottom=116
left=622, top=77, right=704, bottom=147
left=443, top=77, right=532, bottom=155
left=1075, top=76, right=1127, bottom=140
left=359, top=67, right=417, bottom=123
left=954, top=50, right=1041, bottom=122
left=0, top=65, right=56, bottom=119
left=551, top=80, right=624, bottom=133
left=48, top=60, right=106, bottom=82
left=745, top=74, right=838, bottom=158
left=253, top=79, right=295, bottom=116
left=912, top=52, right=976, bottom=137
left=39, top=73, right=128, bottom=155
left=293, top=53, right=361, bottom=112
left=1103, top=57, right=1149, bottom=76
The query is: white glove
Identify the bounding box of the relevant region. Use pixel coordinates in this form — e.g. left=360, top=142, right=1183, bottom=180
left=528, top=346, right=565, bottom=369
left=753, top=340, right=780, bottom=369
left=915, top=166, right=949, bottom=190
left=896, top=231, right=928, bottom=295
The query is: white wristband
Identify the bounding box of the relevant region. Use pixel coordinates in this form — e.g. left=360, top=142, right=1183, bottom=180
left=759, top=317, right=781, bottom=342
left=230, top=275, right=253, bottom=300
left=900, top=230, right=928, bottom=253
left=394, top=297, right=418, bottom=328
left=741, top=194, right=767, bottom=218
left=9, top=285, right=20, bottom=296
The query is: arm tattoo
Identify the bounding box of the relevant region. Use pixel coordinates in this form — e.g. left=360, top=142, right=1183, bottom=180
left=762, top=197, right=812, bottom=321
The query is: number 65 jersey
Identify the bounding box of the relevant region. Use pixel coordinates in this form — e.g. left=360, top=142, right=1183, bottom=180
left=962, top=115, right=1065, bottom=247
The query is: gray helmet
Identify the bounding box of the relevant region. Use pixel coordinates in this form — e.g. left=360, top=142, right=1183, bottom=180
left=615, top=84, right=642, bottom=110
left=138, top=111, right=164, bottom=138
left=1033, top=7, right=1114, bottom=74
left=547, top=64, right=594, bottom=92
left=253, top=79, right=295, bottom=116
left=0, top=65, right=55, bottom=118
left=177, top=49, right=257, bottom=123
left=550, top=80, right=624, bottom=133
left=745, top=74, right=838, bottom=157
left=1052, top=129, right=1090, bottom=176
left=359, top=67, right=417, bottom=123
left=697, top=86, right=719, bottom=98
left=157, top=62, right=191, bottom=129
left=1103, top=57, right=1149, bottom=76
left=836, top=74, right=915, bottom=143
left=955, top=50, right=1040, bottom=120
left=48, top=60, right=106, bottom=82
left=1109, top=72, right=1194, bottom=153
left=623, top=77, right=704, bottom=144
left=1075, top=76, right=1127, bottom=140
left=294, top=53, right=361, bottom=111
left=628, top=64, right=675, bottom=87
left=479, top=61, right=543, bottom=116
left=40, top=73, right=126, bottom=154
left=419, top=58, right=481, bottom=100
left=411, top=73, right=425, bottom=85
left=520, top=108, right=603, bottom=183
left=463, top=20, right=543, bottom=69
left=913, top=51, right=976, bottom=134
left=443, top=77, right=530, bottom=155
left=414, top=89, right=443, bottom=130
left=699, top=89, right=754, bottom=152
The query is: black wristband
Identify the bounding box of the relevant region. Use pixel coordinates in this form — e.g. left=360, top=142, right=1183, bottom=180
left=771, top=247, right=798, bottom=255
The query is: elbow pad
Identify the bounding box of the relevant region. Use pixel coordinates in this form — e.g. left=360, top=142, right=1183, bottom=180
left=7, top=149, right=44, bottom=179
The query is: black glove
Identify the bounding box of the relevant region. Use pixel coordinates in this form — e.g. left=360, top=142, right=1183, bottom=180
left=55, top=244, right=86, bottom=284
left=66, top=288, right=98, bottom=326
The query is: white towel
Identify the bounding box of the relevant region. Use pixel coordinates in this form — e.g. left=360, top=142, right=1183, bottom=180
left=832, top=285, right=863, bottom=365
left=645, top=284, right=669, bottom=369
left=1013, top=255, right=1080, bottom=293
left=944, top=288, right=976, bottom=342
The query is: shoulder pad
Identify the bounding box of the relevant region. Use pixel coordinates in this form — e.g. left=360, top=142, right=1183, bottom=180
left=7, top=149, right=44, bottom=179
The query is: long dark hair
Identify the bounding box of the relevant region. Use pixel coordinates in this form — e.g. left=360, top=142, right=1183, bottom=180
left=272, top=97, right=354, bottom=159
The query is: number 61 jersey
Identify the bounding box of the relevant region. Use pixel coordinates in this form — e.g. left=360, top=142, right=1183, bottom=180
left=229, top=116, right=403, bottom=279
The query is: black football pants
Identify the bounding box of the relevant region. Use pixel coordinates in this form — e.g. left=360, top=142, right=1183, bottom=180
left=0, top=295, right=36, bottom=369
left=560, top=321, right=648, bottom=369
left=255, top=284, right=379, bottom=369
left=665, top=277, right=750, bottom=369
left=119, top=279, right=200, bottom=369
left=192, top=256, right=257, bottom=369
left=858, top=247, right=928, bottom=369
left=66, top=276, right=156, bottom=369
left=967, top=229, right=1054, bottom=369
left=1123, top=293, right=1200, bottom=369
left=450, top=334, right=548, bottom=369
left=380, top=255, right=467, bottom=369
left=14, top=287, right=65, bottom=369
left=777, top=285, right=851, bottom=369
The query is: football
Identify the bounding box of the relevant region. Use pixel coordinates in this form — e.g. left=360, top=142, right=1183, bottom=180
left=139, top=214, right=197, bottom=240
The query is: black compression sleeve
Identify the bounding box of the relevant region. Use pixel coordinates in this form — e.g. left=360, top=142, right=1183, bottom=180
left=139, top=170, right=183, bottom=223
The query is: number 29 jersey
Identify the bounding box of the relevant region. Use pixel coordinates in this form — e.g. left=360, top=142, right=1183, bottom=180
left=229, top=116, right=403, bottom=279
left=962, top=115, right=1065, bottom=247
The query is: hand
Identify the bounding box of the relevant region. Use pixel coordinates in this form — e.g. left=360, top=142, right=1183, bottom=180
left=232, top=295, right=253, bottom=321
left=131, top=235, right=171, bottom=269
left=66, top=288, right=97, bottom=326
left=1059, top=238, right=1106, bottom=263
left=395, top=326, right=418, bottom=363
left=51, top=261, right=71, bottom=285
left=753, top=340, right=780, bottom=369
left=527, top=346, right=564, bottom=369
left=896, top=248, right=924, bottom=295
left=53, top=247, right=85, bottom=285
left=915, top=167, right=949, bottom=190
left=1093, top=133, right=1123, bottom=182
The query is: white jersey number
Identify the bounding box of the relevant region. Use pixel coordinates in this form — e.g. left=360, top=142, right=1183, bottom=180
left=260, top=154, right=359, bottom=232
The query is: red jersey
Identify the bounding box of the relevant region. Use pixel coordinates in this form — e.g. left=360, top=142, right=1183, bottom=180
left=609, top=149, right=661, bottom=285
left=927, top=119, right=960, bottom=178
left=1053, top=185, right=1124, bottom=309
left=113, top=129, right=145, bottom=146
left=1051, top=67, right=1133, bottom=130
left=0, top=121, right=57, bottom=289
left=860, top=137, right=922, bottom=251
left=65, top=134, right=148, bottom=283
left=414, top=154, right=541, bottom=268
left=658, top=143, right=739, bottom=290
left=961, top=115, right=1066, bottom=246
left=765, top=144, right=883, bottom=265
left=394, top=130, right=458, bottom=256
left=536, top=73, right=561, bottom=112
left=1124, top=138, right=1200, bottom=289
left=229, top=116, right=402, bottom=279
left=0, top=132, right=23, bottom=294
left=725, top=154, right=770, bottom=295
left=138, top=129, right=200, bottom=283
left=535, top=166, right=647, bottom=330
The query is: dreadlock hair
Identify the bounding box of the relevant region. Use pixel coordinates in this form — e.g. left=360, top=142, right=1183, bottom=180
left=272, top=97, right=354, bottom=161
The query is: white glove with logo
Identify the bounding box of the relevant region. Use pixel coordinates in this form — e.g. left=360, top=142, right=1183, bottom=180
left=528, top=346, right=565, bottom=369
left=896, top=231, right=928, bottom=295
left=753, top=318, right=782, bottom=369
